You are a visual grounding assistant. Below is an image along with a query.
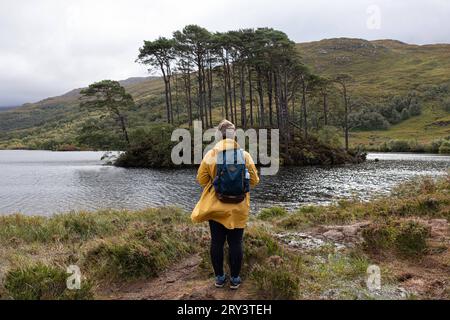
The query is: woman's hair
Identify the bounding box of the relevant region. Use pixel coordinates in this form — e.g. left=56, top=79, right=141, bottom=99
left=217, top=119, right=236, bottom=139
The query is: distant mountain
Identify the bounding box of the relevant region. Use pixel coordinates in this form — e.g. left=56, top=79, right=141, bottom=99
left=0, top=106, right=20, bottom=112
left=0, top=38, right=449, bottom=150
left=37, top=76, right=158, bottom=102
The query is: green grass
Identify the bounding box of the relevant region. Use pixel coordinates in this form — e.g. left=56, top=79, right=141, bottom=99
left=0, top=176, right=448, bottom=299
left=274, top=175, right=450, bottom=229
left=0, top=207, right=202, bottom=299
left=257, top=206, right=288, bottom=221
left=361, top=220, right=431, bottom=257
left=3, top=263, right=94, bottom=300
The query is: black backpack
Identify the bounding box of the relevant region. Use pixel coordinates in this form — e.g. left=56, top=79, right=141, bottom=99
left=213, top=149, right=250, bottom=203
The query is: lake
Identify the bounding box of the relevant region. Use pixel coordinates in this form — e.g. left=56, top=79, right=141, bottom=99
left=0, top=150, right=448, bottom=216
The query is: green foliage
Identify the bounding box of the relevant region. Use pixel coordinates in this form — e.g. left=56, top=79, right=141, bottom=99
left=350, top=111, right=390, bottom=131
left=438, top=140, right=450, bottom=154
left=77, top=118, right=127, bottom=150
left=80, top=80, right=133, bottom=145
left=251, top=264, right=299, bottom=299
left=362, top=220, right=430, bottom=257
left=4, top=263, right=93, bottom=300
left=387, top=139, right=412, bottom=152
left=83, top=212, right=196, bottom=280
left=396, top=221, right=430, bottom=256
left=114, top=123, right=178, bottom=167
left=379, top=137, right=450, bottom=153
left=258, top=206, right=288, bottom=221
left=443, top=98, right=450, bottom=112
left=361, top=221, right=397, bottom=251
left=316, top=126, right=342, bottom=148
left=0, top=207, right=189, bottom=244
left=1, top=36, right=450, bottom=152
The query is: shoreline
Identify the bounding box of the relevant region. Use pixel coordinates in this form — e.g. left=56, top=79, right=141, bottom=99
left=0, top=175, right=448, bottom=300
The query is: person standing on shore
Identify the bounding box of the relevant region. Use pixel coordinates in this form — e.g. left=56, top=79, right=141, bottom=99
left=191, top=119, right=260, bottom=289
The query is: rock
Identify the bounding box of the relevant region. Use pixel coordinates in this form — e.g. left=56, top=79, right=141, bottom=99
left=323, top=230, right=344, bottom=241
left=427, top=219, right=448, bottom=237
left=342, top=225, right=359, bottom=237
left=428, top=219, right=448, bottom=230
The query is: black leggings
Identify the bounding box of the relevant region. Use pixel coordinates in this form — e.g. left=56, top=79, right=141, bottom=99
left=209, top=220, right=244, bottom=278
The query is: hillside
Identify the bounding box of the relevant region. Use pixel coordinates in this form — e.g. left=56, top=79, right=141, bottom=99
left=0, top=38, right=449, bottom=150
left=296, top=38, right=450, bottom=148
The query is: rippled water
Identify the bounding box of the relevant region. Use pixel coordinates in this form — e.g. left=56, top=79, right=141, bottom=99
left=0, top=150, right=448, bottom=215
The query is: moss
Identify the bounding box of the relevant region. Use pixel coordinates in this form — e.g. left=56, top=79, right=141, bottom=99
left=3, top=263, right=94, bottom=300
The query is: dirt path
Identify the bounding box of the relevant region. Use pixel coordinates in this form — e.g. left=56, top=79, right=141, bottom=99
left=101, top=254, right=255, bottom=300
left=99, top=218, right=449, bottom=300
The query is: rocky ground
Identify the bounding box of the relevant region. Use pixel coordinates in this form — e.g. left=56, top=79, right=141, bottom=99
left=101, top=218, right=449, bottom=300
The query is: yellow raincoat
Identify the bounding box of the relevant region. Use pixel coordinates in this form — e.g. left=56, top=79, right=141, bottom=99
left=191, top=139, right=260, bottom=229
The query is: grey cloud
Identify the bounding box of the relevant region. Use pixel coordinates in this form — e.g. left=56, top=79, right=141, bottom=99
left=0, top=0, right=449, bottom=107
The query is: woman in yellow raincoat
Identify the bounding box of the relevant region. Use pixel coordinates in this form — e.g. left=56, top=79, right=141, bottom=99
left=191, top=120, right=259, bottom=289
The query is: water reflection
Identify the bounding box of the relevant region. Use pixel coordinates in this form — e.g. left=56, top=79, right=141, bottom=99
left=0, top=150, right=448, bottom=215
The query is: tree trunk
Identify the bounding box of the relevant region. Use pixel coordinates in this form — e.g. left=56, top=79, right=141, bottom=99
left=257, top=70, right=265, bottom=127
left=185, top=70, right=193, bottom=128
left=197, top=57, right=204, bottom=128
left=207, top=59, right=213, bottom=127
left=223, top=66, right=229, bottom=120
left=240, top=64, right=246, bottom=128
left=167, top=73, right=174, bottom=125
left=161, top=65, right=171, bottom=124
left=119, top=114, right=130, bottom=145
left=248, top=67, right=254, bottom=126
left=301, top=78, right=308, bottom=139
left=201, top=65, right=208, bottom=128
left=273, top=72, right=280, bottom=129
left=267, top=71, right=273, bottom=127
left=232, top=65, right=238, bottom=125
left=226, top=58, right=234, bottom=123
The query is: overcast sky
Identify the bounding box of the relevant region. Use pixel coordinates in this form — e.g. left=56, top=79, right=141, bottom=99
left=1, top=0, right=449, bottom=107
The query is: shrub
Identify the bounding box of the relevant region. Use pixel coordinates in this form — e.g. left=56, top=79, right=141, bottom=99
left=439, top=140, right=450, bottom=154
left=361, top=221, right=397, bottom=251
left=115, top=124, right=178, bottom=168
left=3, top=263, right=93, bottom=300
left=316, top=126, right=342, bottom=148
left=351, top=111, right=390, bottom=131
left=387, top=139, right=410, bottom=152
left=362, top=220, right=430, bottom=257
left=443, top=97, right=450, bottom=112
left=258, top=206, right=288, bottom=221
left=251, top=263, right=299, bottom=299
left=427, top=139, right=445, bottom=153
left=396, top=221, right=430, bottom=256
left=85, top=239, right=162, bottom=279
left=84, top=225, right=194, bottom=280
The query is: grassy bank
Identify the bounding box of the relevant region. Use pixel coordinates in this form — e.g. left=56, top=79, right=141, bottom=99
left=0, top=175, right=448, bottom=300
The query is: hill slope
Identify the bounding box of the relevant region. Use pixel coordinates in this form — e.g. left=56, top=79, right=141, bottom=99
left=296, top=38, right=450, bottom=148
left=0, top=38, right=449, bottom=150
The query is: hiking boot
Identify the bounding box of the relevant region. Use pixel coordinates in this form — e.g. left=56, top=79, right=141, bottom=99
left=230, top=276, right=241, bottom=289
left=215, top=274, right=227, bottom=288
